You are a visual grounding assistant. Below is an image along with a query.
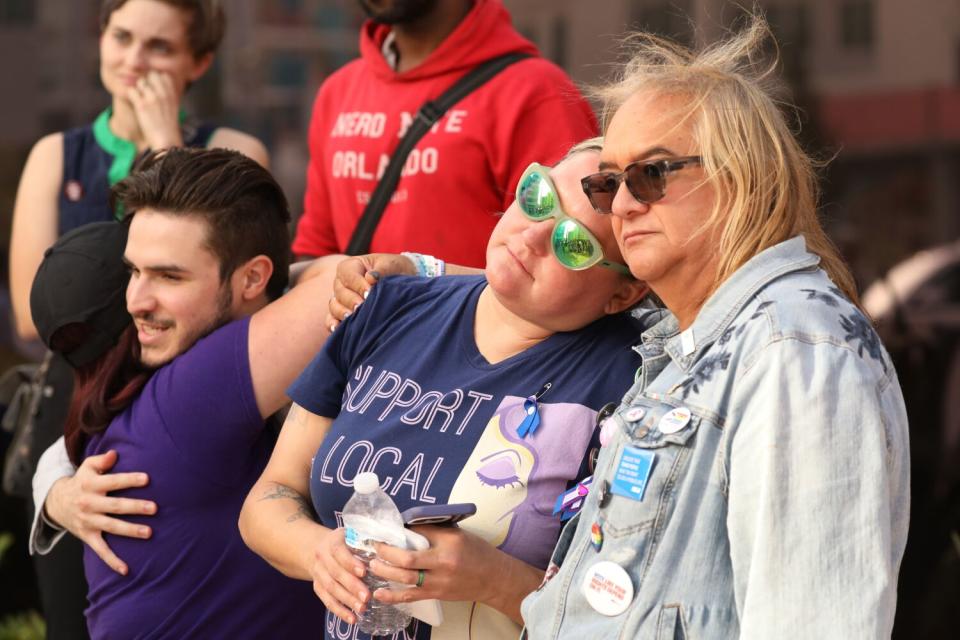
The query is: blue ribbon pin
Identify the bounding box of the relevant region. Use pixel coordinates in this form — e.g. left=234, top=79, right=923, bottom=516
left=516, top=382, right=552, bottom=438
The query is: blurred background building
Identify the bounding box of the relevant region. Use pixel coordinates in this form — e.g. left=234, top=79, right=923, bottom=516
left=1, top=0, right=956, bottom=286
left=1, top=0, right=958, bottom=636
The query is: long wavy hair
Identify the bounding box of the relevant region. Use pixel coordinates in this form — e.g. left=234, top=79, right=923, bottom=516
left=592, top=15, right=860, bottom=308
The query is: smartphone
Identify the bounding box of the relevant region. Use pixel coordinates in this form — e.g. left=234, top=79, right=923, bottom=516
left=401, top=502, right=477, bottom=526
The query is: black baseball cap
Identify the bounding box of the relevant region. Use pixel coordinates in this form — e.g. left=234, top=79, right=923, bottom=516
left=30, top=221, right=132, bottom=368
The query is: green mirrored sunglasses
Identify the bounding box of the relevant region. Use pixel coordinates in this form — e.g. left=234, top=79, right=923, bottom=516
left=516, top=163, right=631, bottom=275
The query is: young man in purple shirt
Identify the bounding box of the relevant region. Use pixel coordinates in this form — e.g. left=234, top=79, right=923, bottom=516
left=29, top=148, right=337, bottom=637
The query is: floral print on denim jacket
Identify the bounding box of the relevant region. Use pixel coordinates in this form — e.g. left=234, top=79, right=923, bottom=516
left=521, top=236, right=910, bottom=640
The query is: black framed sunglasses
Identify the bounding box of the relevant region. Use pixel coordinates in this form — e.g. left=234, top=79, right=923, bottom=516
left=580, top=156, right=702, bottom=214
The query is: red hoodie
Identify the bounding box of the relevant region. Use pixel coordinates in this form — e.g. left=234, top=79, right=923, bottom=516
left=292, top=0, right=598, bottom=266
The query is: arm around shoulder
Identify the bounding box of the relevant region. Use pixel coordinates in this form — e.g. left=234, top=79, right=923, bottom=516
left=207, top=127, right=270, bottom=169
left=247, top=256, right=339, bottom=418
left=10, top=133, right=63, bottom=340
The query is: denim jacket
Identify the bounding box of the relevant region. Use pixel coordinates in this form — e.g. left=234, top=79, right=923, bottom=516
left=521, top=236, right=910, bottom=639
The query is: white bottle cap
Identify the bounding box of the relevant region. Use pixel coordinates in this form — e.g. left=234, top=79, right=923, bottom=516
left=353, top=472, right=380, bottom=494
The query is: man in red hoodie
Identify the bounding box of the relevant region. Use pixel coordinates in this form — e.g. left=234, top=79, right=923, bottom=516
left=292, top=0, right=598, bottom=267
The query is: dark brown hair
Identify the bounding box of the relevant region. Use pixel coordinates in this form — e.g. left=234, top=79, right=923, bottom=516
left=112, top=147, right=291, bottom=300
left=100, top=0, right=225, bottom=59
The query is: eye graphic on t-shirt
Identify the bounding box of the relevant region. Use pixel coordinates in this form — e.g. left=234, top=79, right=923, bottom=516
left=475, top=449, right=524, bottom=489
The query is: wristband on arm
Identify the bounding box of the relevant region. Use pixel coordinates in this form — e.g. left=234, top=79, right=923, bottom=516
left=402, top=252, right=446, bottom=278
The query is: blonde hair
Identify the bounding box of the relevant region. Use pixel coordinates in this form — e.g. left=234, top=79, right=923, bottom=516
left=564, top=136, right=604, bottom=159
left=593, top=16, right=860, bottom=307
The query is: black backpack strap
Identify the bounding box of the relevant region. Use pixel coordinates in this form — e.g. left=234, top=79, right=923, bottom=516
left=345, top=52, right=531, bottom=256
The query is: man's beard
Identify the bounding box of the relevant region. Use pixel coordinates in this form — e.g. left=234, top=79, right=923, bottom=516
left=357, top=0, right=439, bottom=24
left=138, top=284, right=234, bottom=370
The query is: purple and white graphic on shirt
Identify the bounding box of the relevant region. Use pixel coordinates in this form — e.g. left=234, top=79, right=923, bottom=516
left=318, top=364, right=598, bottom=566
left=449, top=396, right=597, bottom=568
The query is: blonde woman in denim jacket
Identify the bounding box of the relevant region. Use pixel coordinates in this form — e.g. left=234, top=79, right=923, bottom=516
left=522, top=17, right=909, bottom=640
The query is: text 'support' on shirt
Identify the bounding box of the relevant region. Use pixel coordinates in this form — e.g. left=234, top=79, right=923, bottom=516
left=289, top=275, right=642, bottom=640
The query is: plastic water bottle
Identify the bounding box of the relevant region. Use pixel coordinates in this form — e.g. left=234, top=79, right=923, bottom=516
left=342, top=472, right=412, bottom=635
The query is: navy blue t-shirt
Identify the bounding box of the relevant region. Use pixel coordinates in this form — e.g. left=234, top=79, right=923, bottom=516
left=58, top=114, right=215, bottom=234
left=288, top=275, right=641, bottom=639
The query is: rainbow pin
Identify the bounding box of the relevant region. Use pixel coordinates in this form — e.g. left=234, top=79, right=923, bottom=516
left=590, top=520, right=604, bottom=551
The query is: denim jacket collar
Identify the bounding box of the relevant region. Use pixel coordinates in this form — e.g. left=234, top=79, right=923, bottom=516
left=638, top=235, right=821, bottom=371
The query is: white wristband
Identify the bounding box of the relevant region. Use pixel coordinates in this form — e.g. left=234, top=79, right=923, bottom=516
left=401, top=252, right=445, bottom=278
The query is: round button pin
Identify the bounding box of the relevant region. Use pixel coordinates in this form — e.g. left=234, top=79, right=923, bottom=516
left=590, top=520, right=604, bottom=551
left=581, top=560, right=634, bottom=616
left=599, top=417, right=618, bottom=447
left=658, top=407, right=691, bottom=434
left=623, top=407, right=646, bottom=423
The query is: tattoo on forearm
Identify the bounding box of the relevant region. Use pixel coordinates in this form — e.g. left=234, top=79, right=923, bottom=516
left=259, top=483, right=315, bottom=523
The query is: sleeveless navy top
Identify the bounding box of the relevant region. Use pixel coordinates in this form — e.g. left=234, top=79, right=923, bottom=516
left=58, top=108, right=216, bottom=234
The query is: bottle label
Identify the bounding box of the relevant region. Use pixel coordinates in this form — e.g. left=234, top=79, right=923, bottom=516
left=344, top=526, right=373, bottom=553
left=342, top=514, right=408, bottom=556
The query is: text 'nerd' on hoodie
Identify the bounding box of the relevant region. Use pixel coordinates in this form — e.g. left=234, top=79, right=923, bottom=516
left=293, top=0, right=598, bottom=266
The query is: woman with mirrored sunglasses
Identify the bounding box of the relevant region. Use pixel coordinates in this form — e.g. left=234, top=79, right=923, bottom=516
left=516, top=162, right=632, bottom=274
left=522, top=16, right=909, bottom=640
left=239, top=140, right=652, bottom=640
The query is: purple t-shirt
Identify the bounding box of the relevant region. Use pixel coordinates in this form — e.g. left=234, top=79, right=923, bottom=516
left=83, top=317, right=324, bottom=639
